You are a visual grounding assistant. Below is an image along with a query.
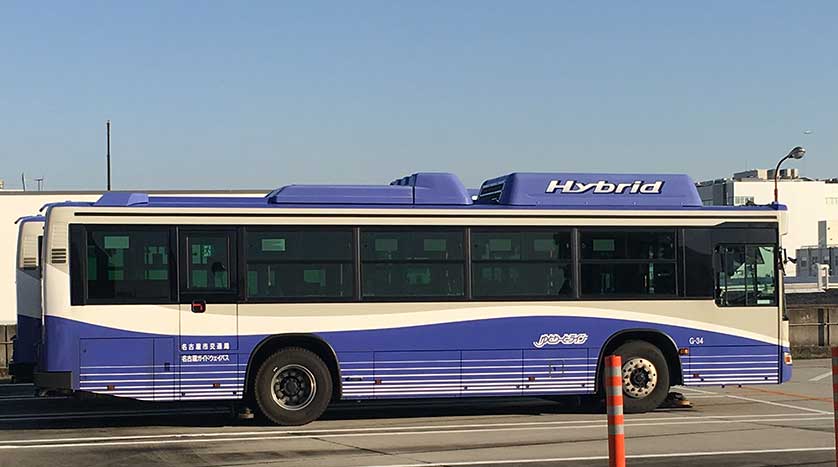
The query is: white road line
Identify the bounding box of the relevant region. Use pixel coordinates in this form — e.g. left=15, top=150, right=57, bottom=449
left=367, top=447, right=835, bottom=467
left=810, top=371, right=833, bottom=382
left=0, top=416, right=829, bottom=450
left=681, top=395, right=726, bottom=399
left=676, top=386, right=719, bottom=395
left=724, top=393, right=832, bottom=415
left=0, top=412, right=821, bottom=445
left=676, top=385, right=832, bottom=415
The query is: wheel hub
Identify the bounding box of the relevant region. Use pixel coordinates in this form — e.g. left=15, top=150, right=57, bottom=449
left=630, top=369, right=649, bottom=387
left=621, top=357, right=657, bottom=399
left=270, top=364, right=316, bottom=411
left=282, top=379, right=300, bottom=395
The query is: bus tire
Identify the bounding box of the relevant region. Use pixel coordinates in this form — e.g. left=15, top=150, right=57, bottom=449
left=609, top=341, right=670, bottom=414
left=254, top=347, right=333, bottom=425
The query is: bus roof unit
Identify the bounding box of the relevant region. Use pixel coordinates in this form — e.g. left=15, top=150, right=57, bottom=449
left=267, top=172, right=471, bottom=206
left=476, top=172, right=704, bottom=208
left=67, top=172, right=786, bottom=211
left=94, top=192, right=150, bottom=206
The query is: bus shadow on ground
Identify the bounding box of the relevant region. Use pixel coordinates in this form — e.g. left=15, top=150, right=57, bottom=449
left=320, top=396, right=603, bottom=421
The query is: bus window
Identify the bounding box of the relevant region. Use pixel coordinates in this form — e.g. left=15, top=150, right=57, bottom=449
left=83, top=228, right=175, bottom=303
left=581, top=230, right=675, bottom=261
left=716, top=244, right=776, bottom=306
left=361, top=229, right=464, bottom=299
left=471, top=229, right=572, bottom=298
left=245, top=228, right=353, bottom=300
left=184, top=232, right=236, bottom=292
left=580, top=230, right=677, bottom=297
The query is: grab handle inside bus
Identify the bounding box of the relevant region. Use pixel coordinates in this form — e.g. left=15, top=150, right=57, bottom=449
left=191, top=300, right=207, bottom=313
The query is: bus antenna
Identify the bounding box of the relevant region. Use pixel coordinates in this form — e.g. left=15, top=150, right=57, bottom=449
left=106, top=120, right=112, bottom=191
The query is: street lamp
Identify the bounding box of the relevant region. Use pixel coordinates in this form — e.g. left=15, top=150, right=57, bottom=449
left=774, top=146, right=806, bottom=204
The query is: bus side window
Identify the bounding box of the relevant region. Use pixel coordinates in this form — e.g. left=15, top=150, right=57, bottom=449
left=360, top=229, right=465, bottom=299
left=471, top=229, right=572, bottom=299
left=715, top=244, right=776, bottom=307
left=579, top=229, right=677, bottom=297
left=82, top=227, right=176, bottom=303
left=186, top=235, right=234, bottom=291
left=244, top=228, right=354, bottom=300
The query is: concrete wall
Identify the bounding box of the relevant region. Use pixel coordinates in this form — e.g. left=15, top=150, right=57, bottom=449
left=788, top=305, right=838, bottom=346
left=787, top=290, right=838, bottom=346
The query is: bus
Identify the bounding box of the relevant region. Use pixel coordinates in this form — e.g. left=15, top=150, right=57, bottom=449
left=34, top=173, right=792, bottom=425
left=10, top=215, right=45, bottom=383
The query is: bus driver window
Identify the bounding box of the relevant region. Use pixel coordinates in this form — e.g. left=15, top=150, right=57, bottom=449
left=715, top=244, right=777, bottom=307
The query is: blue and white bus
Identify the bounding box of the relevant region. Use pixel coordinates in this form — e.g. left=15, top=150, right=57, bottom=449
left=35, top=173, right=792, bottom=425
left=10, top=215, right=45, bottom=383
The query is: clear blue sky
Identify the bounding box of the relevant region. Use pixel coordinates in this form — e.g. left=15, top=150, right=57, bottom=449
left=1, top=2, right=835, bottom=190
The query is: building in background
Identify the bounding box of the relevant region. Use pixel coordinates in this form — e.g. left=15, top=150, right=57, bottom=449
left=697, top=169, right=838, bottom=277
left=796, top=220, right=838, bottom=279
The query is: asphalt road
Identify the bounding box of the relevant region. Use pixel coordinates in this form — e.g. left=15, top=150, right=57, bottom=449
left=0, top=359, right=835, bottom=467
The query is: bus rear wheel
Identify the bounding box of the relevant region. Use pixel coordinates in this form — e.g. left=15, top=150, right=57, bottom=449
left=254, top=347, right=332, bottom=425
left=609, top=341, right=670, bottom=414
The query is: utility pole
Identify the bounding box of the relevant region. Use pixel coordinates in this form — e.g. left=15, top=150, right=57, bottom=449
left=35, top=177, right=44, bottom=191
left=21, top=173, right=26, bottom=191
left=106, top=120, right=112, bottom=191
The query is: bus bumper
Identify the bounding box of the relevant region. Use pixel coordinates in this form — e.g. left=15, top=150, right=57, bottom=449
left=33, top=370, right=72, bottom=391
left=781, top=349, right=793, bottom=383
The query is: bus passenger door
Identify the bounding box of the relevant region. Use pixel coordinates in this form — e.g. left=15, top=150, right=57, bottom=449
left=178, top=229, right=241, bottom=400
left=690, top=242, right=782, bottom=386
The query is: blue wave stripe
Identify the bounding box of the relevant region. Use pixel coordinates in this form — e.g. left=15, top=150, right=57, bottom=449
left=46, top=315, right=788, bottom=402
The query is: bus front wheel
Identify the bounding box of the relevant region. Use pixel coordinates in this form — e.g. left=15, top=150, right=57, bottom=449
left=609, top=341, right=670, bottom=414
left=254, top=347, right=333, bottom=425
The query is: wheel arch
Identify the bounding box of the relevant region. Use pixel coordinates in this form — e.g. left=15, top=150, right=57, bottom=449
left=594, top=328, right=683, bottom=393
left=244, top=333, right=342, bottom=402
